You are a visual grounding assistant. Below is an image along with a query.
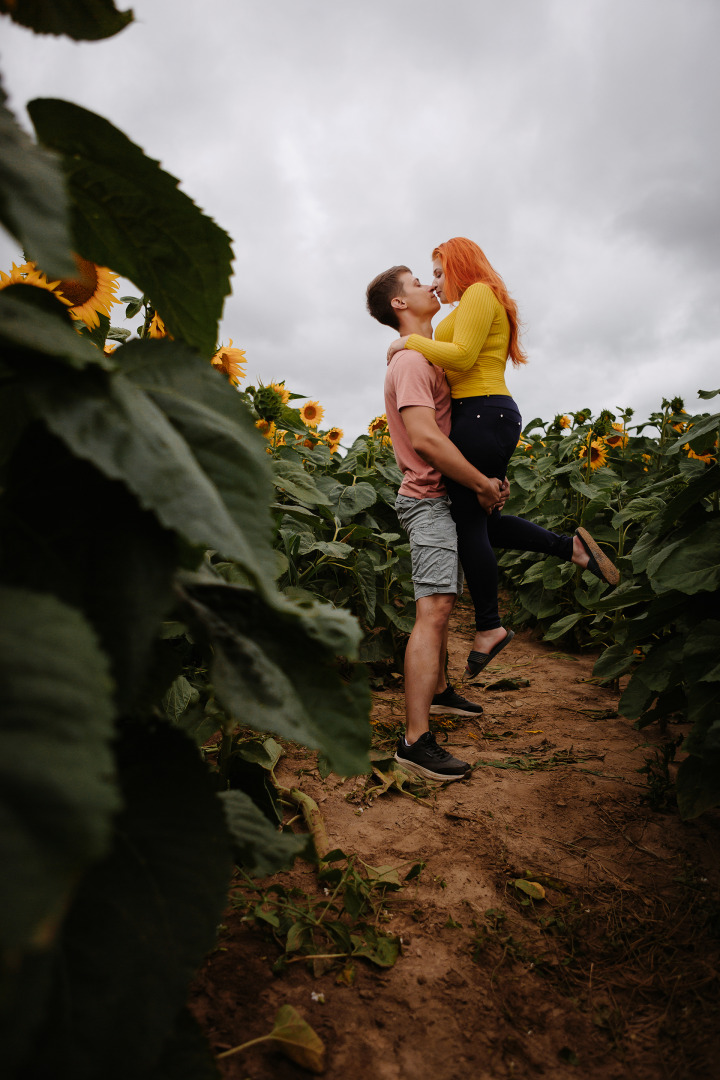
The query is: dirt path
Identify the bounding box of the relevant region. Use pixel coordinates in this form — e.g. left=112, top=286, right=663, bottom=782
left=191, top=597, right=720, bottom=1079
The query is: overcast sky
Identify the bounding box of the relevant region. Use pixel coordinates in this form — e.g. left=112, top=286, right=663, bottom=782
left=2, top=0, right=718, bottom=443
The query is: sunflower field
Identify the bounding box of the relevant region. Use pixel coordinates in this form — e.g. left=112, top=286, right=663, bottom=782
left=2, top=4, right=719, bottom=1079
left=498, top=396, right=720, bottom=820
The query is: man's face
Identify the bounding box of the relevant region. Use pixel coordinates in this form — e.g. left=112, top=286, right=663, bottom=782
left=395, top=272, right=440, bottom=318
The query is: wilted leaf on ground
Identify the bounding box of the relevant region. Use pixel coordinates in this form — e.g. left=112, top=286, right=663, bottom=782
left=514, top=879, right=546, bottom=900
left=270, top=1005, right=325, bottom=1074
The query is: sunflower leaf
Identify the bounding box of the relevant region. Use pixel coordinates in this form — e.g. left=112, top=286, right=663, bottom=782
left=1, top=0, right=133, bottom=41
left=25, top=339, right=278, bottom=587
left=0, top=586, right=120, bottom=952
left=178, top=577, right=371, bottom=778
left=28, top=99, right=233, bottom=357
left=0, top=79, right=75, bottom=278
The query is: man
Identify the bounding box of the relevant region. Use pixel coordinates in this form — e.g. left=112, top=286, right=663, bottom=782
left=365, top=266, right=507, bottom=781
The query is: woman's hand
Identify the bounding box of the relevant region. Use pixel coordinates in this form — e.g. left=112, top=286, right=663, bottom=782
left=386, top=336, right=410, bottom=362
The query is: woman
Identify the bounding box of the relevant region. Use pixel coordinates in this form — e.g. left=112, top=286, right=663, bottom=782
left=387, top=237, right=618, bottom=676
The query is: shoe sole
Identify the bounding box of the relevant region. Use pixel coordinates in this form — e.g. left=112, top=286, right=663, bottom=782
left=576, top=527, right=620, bottom=586
left=429, top=704, right=484, bottom=717
left=394, top=753, right=470, bottom=782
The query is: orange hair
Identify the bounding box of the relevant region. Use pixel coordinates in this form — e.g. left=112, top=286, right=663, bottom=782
left=433, top=237, right=527, bottom=366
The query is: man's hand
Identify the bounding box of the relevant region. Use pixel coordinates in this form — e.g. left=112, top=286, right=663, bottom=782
left=386, top=335, right=410, bottom=363
left=476, top=475, right=510, bottom=514
left=476, top=476, right=503, bottom=513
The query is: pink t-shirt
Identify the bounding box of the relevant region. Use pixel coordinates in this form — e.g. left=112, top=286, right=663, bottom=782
left=384, top=350, right=452, bottom=498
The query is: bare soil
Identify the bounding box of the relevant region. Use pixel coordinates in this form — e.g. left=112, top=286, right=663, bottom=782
left=191, top=597, right=720, bottom=1079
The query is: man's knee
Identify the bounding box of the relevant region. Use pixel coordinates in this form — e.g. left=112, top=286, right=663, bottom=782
left=415, top=593, right=455, bottom=628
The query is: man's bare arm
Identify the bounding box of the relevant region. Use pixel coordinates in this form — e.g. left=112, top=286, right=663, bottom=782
left=400, top=405, right=504, bottom=512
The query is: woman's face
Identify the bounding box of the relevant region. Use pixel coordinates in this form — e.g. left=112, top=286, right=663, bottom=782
left=432, top=258, right=447, bottom=303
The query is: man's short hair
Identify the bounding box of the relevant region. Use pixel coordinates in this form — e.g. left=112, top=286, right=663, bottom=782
left=365, top=265, right=410, bottom=331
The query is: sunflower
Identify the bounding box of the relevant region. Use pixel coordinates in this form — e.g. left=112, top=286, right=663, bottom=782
left=0, top=261, right=70, bottom=305
left=604, top=422, right=628, bottom=449
left=368, top=414, right=388, bottom=436
left=269, top=381, right=290, bottom=404
left=275, top=429, right=288, bottom=446
left=579, top=438, right=608, bottom=469
left=325, top=426, right=344, bottom=444
left=54, top=255, right=119, bottom=329
left=211, top=339, right=246, bottom=387
left=255, top=418, right=276, bottom=440
left=148, top=313, right=170, bottom=339
left=300, top=401, right=324, bottom=428
left=684, top=442, right=717, bottom=465
left=559, top=415, right=571, bottom=429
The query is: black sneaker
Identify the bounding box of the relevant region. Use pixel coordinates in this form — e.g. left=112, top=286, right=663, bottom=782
left=395, top=731, right=471, bottom=781
left=430, top=684, right=484, bottom=717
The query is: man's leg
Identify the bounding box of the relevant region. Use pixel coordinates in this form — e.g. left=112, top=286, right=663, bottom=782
left=404, top=592, right=455, bottom=743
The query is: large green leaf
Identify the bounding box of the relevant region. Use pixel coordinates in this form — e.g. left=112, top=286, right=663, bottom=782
left=683, top=620, right=720, bottom=684
left=0, top=0, right=133, bottom=39
left=0, top=81, right=74, bottom=278
left=316, top=477, right=378, bottom=523
left=178, top=577, right=371, bottom=777
left=0, top=587, right=119, bottom=951
left=618, top=637, right=683, bottom=720
left=647, top=519, right=720, bottom=595
left=150, top=1008, right=221, bottom=1080
left=592, top=643, right=637, bottom=681
left=354, top=550, right=377, bottom=626
left=676, top=752, right=720, bottom=820
left=23, top=343, right=275, bottom=584
left=272, top=459, right=331, bottom=506
left=0, top=427, right=177, bottom=713
left=117, top=339, right=278, bottom=582
left=28, top=99, right=232, bottom=357
left=0, top=287, right=113, bottom=370
left=20, top=721, right=233, bottom=1080
left=219, top=790, right=309, bottom=875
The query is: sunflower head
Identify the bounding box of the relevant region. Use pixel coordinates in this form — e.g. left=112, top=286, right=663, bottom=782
left=604, top=422, right=628, bottom=449
left=148, top=312, right=170, bottom=339
left=255, top=418, right=276, bottom=440
left=368, top=414, right=388, bottom=436
left=299, top=401, right=324, bottom=428
left=325, top=426, right=343, bottom=444
left=579, top=438, right=608, bottom=469
left=684, top=441, right=717, bottom=465
left=559, top=415, right=571, bottom=429
left=212, top=339, right=246, bottom=388
left=55, top=255, right=119, bottom=329
left=268, top=381, right=291, bottom=404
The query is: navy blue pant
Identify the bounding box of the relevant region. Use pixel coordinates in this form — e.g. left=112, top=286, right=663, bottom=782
left=444, top=395, right=573, bottom=631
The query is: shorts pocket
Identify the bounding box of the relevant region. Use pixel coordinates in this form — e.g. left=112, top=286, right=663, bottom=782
left=412, top=526, right=457, bottom=588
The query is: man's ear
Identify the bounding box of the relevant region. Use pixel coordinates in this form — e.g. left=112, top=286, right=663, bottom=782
left=390, top=296, right=406, bottom=311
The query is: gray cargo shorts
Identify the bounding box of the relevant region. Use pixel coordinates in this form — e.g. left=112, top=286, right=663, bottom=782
left=395, top=494, right=463, bottom=600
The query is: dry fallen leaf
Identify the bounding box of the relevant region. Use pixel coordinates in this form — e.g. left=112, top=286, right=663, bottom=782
left=271, top=1004, right=326, bottom=1074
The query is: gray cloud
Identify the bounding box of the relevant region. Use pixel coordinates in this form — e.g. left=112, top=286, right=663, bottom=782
left=2, top=0, right=718, bottom=441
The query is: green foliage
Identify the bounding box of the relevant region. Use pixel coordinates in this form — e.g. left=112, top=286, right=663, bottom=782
left=499, top=398, right=720, bottom=820
left=0, top=17, right=371, bottom=1080
left=232, top=849, right=423, bottom=974
left=28, top=99, right=233, bottom=356
left=0, top=80, right=75, bottom=278
left=0, top=0, right=133, bottom=40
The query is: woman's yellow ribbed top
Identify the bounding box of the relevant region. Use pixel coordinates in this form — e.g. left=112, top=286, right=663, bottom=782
left=405, top=281, right=512, bottom=398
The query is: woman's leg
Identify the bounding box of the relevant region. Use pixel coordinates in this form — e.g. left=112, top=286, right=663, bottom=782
left=448, top=398, right=524, bottom=634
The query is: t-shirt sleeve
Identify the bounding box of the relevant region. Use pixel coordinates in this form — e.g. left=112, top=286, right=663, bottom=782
left=404, top=282, right=496, bottom=372
left=393, top=351, right=439, bottom=411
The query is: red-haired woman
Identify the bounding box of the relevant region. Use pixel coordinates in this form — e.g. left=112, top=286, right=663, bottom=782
left=387, top=237, right=617, bottom=676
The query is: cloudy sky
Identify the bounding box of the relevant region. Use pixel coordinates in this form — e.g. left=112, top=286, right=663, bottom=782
left=2, top=0, right=718, bottom=443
